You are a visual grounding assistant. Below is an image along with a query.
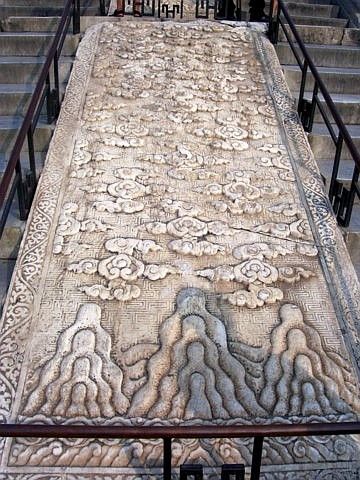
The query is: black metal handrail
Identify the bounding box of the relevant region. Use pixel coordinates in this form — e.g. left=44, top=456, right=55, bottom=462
left=268, top=0, right=360, bottom=227
left=0, top=0, right=78, bottom=237
left=1, top=422, right=359, bottom=480
left=0, top=0, right=107, bottom=239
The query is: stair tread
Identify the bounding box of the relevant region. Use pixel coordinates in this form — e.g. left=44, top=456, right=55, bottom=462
left=0, top=32, right=74, bottom=37
left=283, top=64, right=360, bottom=74
left=0, top=83, right=35, bottom=93
left=0, top=115, right=51, bottom=128
left=319, top=159, right=359, bottom=180
left=278, top=42, right=360, bottom=52
left=0, top=55, right=73, bottom=63
left=288, top=16, right=348, bottom=26
left=303, top=92, right=360, bottom=103
left=0, top=150, right=46, bottom=169
left=311, top=123, right=360, bottom=136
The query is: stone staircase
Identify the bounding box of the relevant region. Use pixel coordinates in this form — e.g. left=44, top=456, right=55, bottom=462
left=0, top=0, right=107, bottom=309
left=273, top=0, right=360, bottom=278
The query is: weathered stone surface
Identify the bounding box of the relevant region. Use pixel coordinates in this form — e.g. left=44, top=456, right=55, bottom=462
left=0, top=20, right=359, bottom=478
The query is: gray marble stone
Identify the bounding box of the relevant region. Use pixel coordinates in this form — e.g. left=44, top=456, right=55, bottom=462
left=0, top=20, right=359, bottom=479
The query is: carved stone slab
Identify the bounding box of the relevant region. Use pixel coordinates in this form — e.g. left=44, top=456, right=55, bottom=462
left=0, top=20, right=359, bottom=479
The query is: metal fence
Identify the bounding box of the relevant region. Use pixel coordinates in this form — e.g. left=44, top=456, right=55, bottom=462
left=1, top=422, right=360, bottom=480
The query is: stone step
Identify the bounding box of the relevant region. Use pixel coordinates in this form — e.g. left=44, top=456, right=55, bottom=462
left=282, top=0, right=337, bottom=4
left=0, top=32, right=79, bottom=56
left=0, top=115, right=53, bottom=153
left=0, top=5, right=100, bottom=17
left=279, top=2, right=340, bottom=18
left=0, top=150, right=47, bottom=173
left=10, top=17, right=348, bottom=45
left=1, top=16, right=61, bottom=32
left=0, top=149, right=46, bottom=266
left=318, top=159, right=360, bottom=210
left=0, top=218, right=24, bottom=261
left=276, top=42, right=360, bottom=68
left=285, top=15, right=348, bottom=27
left=0, top=83, right=35, bottom=116
left=279, top=25, right=360, bottom=46
left=0, top=83, right=67, bottom=116
left=309, top=123, right=360, bottom=160
left=344, top=216, right=360, bottom=279
left=3, top=0, right=99, bottom=5
left=2, top=15, right=116, bottom=33
left=0, top=55, right=73, bottom=84
left=318, top=158, right=359, bottom=187
left=301, top=92, right=360, bottom=124
left=283, top=65, right=360, bottom=95
left=0, top=259, right=16, bottom=314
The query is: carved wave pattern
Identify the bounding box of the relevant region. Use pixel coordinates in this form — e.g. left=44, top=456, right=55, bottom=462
left=13, top=291, right=360, bottom=467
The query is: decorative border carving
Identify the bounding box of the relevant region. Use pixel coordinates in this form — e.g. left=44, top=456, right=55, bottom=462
left=254, top=30, right=360, bottom=375
left=0, top=21, right=359, bottom=480
left=0, top=24, right=103, bottom=431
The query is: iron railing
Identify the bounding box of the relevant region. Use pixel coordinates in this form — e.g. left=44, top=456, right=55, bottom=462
left=119, top=0, right=241, bottom=20
left=268, top=0, right=360, bottom=227
left=0, top=0, right=106, bottom=240
left=0, top=422, right=360, bottom=479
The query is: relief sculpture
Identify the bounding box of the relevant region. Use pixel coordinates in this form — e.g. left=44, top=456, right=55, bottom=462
left=0, top=19, right=359, bottom=480
left=23, top=303, right=129, bottom=417
left=12, top=294, right=360, bottom=468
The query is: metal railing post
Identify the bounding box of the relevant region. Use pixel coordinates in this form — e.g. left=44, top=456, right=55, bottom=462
left=163, top=437, right=172, bottom=480
left=53, top=50, right=60, bottom=119
left=15, top=160, right=27, bottom=221
left=73, top=0, right=80, bottom=34
left=297, top=59, right=308, bottom=115
left=339, top=165, right=359, bottom=227
left=27, top=126, right=36, bottom=200
left=329, top=132, right=344, bottom=201
left=268, top=0, right=279, bottom=44
left=250, top=436, right=264, bottom=480
left=45, top=73, right=53, bottom=123
left=306, top=82, right=318, bottom=132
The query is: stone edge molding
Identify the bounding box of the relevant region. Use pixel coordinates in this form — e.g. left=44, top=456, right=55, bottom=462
left=0, top=20, right=359, bottom=479
left=253, top=29, right=360, bottom=375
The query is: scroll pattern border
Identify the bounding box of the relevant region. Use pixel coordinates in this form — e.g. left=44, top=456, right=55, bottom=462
left=254, top=31, right=360, bottom=374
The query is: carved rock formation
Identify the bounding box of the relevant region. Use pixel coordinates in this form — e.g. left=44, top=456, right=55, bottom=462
left=128, top=288, right=267, bottom=419
left=23, top=304, right=129, bottom=417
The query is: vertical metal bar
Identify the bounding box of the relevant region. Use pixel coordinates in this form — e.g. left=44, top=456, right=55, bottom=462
left=73, top=0, right=80, bottom=34
left=341, top=165, right=359, bottom=227
left=15, top=159, right=27, bottom=221
left=268, top=0, right=279, bottom=44
left=297, top=59, right=308, bottom=115
left=329, top=132, right=343, bottom=200
left=163, top=438, right=172, bottom=480
left=100, top=0, right=106, bottom=15
left=27, top=127, right=36, bottom=186
left=250, top=436, right=264, bottom=480
left=306, top=81, right=318, bottom=133
left=235, top=0, right=241, bottom=20
left=46, top=73, right=52, bottom=124
left=53, top=50, right=60, bottom=118
left=0, top=173, right=20, bottom=238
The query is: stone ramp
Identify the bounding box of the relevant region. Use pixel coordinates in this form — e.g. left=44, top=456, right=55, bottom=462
left=0, top=20, right=359, bottom=479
